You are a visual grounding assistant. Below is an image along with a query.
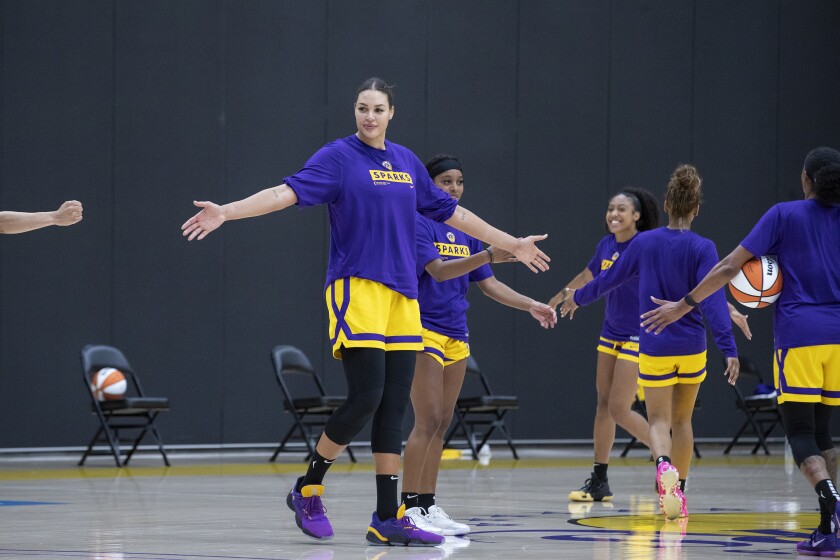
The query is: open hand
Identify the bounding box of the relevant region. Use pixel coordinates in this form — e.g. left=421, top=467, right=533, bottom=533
left=529, top=301, right=557, bottom=329
left=513, top=235, right=550, bottom=273
left=182, top=201, right=225, bottom=241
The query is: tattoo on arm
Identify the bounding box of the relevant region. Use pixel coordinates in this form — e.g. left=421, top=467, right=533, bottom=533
left=272, top=187, right=281, bottom=199
left=460, top=210, right=466, bottom=221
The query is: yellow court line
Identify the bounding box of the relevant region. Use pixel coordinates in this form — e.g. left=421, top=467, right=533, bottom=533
left=0, top=454, right=784, bottom=482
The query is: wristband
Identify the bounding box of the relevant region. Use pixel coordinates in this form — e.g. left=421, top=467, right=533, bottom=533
left=683, top=294, right=699, bottom=307
left=486, top=247, right=494, bottom=263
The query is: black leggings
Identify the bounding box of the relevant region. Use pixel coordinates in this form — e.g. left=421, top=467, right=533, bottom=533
left=781, top=401, right=835, bottom=466
left=323, top=347, right=415, bottom=454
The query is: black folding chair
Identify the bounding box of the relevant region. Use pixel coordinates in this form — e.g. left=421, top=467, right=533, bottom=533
left=443, top=355, right=520, bottom=460
left=620, top=395, right=702, bottom=459
left=269, top=345, right=355, bottom=463
left=79, top=344, right=170, bottom=467
left=724, top=355, right=783, bottom=455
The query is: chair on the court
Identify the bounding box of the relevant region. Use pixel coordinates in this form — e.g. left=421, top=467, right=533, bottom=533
left=723, top=355, right=782, bottom=455
left=79, top=344, right=170, bottom=467
left=443, top=355, right=520, bottom=460
left=269, top=345, right=355, bottom=463
left=620, top=394, right=702, bottom=459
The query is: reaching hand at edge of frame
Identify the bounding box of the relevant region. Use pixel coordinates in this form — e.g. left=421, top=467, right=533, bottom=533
left=54, top=200, right=84, bottom=226
left=559, top=289, right=579, bottom=320
left=640, top=296, right=692, bottom=334
left=513, top=234, right=550, bottom=273
left=724, top=356, right=740, bottom=385
left=728, top=302, right=752, bottom=340
left=528, top=301, right=557, bottom=329
left=487, top=245, right=518, bottom=264
left=182, top=200, right=225, bottom=241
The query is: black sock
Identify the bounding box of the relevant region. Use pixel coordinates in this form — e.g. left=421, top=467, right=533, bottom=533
left=418, top=493, right=435, bottom=511
left=655, top=455, right=672, bottom=467
left=298, top=450, right=335, bottom=490
left=816, top=479, right=839, bottom=533
left=376, top=474, right=399, bottom=520
left=401, top=492, right=420, bottom=509
left=593, top=463, right=608, bottom=480
left=679, top=479, right=687, bottom=492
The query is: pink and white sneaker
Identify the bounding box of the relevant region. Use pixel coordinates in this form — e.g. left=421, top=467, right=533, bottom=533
left=656, top=461, right=686, bottom=520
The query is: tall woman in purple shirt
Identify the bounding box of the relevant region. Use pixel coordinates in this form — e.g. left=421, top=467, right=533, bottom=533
left=561, top=164, right=740, bottom=521
left=181, top=78, right=550, bottom=546
left=643, top=148, right=840, bottom=555
left=547, top=187, right=660, bottom=504
left=400, top=154, right=556, bottom=536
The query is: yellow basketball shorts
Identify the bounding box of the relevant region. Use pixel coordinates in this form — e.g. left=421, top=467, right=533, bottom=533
left=421, top=328, right=470, bottom=367
left=638, top=351, right=707, bottom=388
left=774, top=344, right=840, bottom=405
left=326, top=277, right=423, bottom=360
left=597, top=337, right=640, bottom=364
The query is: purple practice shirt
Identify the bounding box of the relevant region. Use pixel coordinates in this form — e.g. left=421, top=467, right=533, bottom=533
left=575, top=227, right=737, bottom=358
left=284, top=135, right=458, bottom=299
left=586, top=234, right=641, bottom=342
left=415, top=215, right=493, bottom=341
left=740, top=200, right=840, bottom=349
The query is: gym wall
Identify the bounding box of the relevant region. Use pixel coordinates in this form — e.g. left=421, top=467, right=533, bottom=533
left=1, top=0, right=839, bottom=449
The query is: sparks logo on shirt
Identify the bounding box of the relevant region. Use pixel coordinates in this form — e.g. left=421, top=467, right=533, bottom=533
left=446, top=232, right=456, bottom=242
left=435, top=242, right=471, bottom=257
left=369, top=170, right=414, bottom=184
left=600, top=251, right=621, bottom=270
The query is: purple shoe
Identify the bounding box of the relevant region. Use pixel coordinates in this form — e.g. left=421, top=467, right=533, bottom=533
left=366, top=504, right=444, bottom=546
left=286, top=477, right=333, bottom=540
left=797, top=528, right=837, bottom=556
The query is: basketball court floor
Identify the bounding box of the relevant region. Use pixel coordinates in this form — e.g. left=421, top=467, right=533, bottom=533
left=0, top=444, right=817, bottom=559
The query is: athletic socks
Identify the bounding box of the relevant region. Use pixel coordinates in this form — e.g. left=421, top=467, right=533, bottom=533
left=418, top=493, right=435, bottom=511
left=297, top=451, right=335, bottom=490
left=655, top=455, right=672, bottom=467
left=400, top=492, right=435, bottom=510
left=816, top=479, right=840, bottom=534
left=376, top=474, right=399, bottom=520
left=593, top=462, right=608, bottom=480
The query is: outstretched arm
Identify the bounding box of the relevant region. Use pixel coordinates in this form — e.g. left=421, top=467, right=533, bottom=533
left=445, top=204, right=549, bottom=273
left=640, top=245, right=754, bottom=334
left=476, top=276, right=557, bottom=329
left=424, top=246, right=516, bottom=283
left=0, top=201, right=83, bottom=234
left=181, top=184, right=298, bottom=241
left=548, top=267, right=594, bottom=309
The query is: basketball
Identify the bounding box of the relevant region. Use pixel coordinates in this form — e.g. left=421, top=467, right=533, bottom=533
left=90, top=367, right=127, bottom=401
left=728, top=255, right=783, bottom=308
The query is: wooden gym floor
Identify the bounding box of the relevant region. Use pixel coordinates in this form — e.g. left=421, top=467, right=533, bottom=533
left=0, top=443, right=817, bottom=559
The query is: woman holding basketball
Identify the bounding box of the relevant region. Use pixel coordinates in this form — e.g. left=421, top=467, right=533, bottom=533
left=643, top=147, right=840, bottom=554
left=400, top=154, right=556, bottom=536
left=561, top=164, right=739, bottom=521
left=181, top=78, right=550, bottom=546
left=547, top=187, right=660, bottom=503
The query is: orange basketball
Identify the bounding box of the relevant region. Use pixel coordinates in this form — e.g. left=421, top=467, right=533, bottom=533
left=90, top=367, right=127, bottom=401
left=728, top=255, right=783, bottom=309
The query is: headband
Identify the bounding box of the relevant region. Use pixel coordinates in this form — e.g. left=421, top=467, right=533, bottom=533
left=427, top=158, right=462, bottom=179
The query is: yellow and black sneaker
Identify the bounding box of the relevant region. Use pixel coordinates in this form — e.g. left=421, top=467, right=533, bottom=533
left=568, top=472, right=613, bottom=502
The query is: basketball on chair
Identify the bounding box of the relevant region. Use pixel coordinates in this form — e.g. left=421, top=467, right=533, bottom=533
left=729, top=255, right=783, bottom=308
left=90, top=368, right=127, bottom=401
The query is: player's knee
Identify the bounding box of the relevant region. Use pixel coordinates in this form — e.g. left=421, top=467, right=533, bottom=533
left=788, top=432, right=822, bottom=467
